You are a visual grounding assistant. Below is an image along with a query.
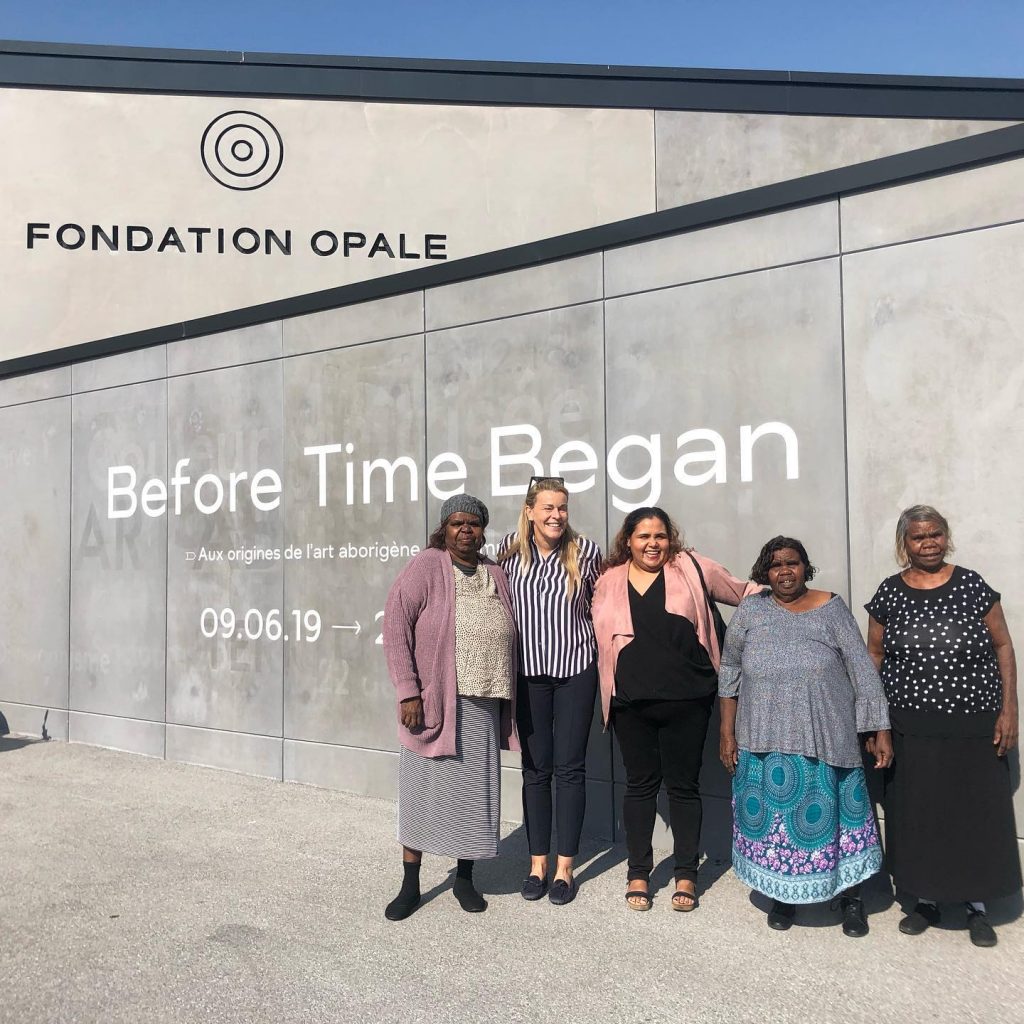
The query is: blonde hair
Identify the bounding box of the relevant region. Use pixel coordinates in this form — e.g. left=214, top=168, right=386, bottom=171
left=894, top=504, right=955, bottom=568
left=498, top=478, right=584, bottom=598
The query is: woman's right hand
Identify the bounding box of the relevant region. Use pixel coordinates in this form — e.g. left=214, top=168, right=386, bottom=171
left=399, top=696, right=424, bottom=730
left=719, top=730, right=739, bottom=774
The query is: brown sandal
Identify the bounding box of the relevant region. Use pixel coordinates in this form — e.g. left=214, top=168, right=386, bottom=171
left=671, top=885, right=699, bottom=912
left=625, top=886, right=652, bottom=912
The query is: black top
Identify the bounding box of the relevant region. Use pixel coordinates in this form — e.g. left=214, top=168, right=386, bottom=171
left=614, top=570, right=716, bottom=702
left=865, top=566, right=1003, bottom=714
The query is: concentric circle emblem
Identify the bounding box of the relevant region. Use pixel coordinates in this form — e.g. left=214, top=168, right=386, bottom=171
left=200, top=111, right=284, bottom=191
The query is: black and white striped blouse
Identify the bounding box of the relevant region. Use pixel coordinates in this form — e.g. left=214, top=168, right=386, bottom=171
left=499, top=533, right=602, bottom=678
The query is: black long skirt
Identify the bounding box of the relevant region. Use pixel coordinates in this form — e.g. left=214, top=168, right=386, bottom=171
left=883, top=710, right=1022, bottom=902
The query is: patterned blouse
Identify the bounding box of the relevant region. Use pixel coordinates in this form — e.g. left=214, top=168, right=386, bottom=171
left=452, top=563, right=516, bottom=700
left=865, top=566, right=1002, bottom=714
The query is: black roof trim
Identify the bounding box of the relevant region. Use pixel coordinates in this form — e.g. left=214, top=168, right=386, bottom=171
left=5, top=119, right=1024, bottom=381
left=2, top=39, right=1024, bottom=117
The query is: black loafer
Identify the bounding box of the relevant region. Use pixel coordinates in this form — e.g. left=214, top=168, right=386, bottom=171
left=899, top=902, right=941, bottom=936
left=840, top=897, right=869, bottom=938
left=767, top=900, right=795, bottom=931
left=548, top=877, right=577, bottom=906
left=967, top=910, right=997, bottom=948
left=520, top=874, right=548, bottom=901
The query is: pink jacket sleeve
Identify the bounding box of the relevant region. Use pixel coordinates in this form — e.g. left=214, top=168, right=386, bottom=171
left=382, top=560, right=428, bottom=704
left=691, top=551, right=762, bottom=606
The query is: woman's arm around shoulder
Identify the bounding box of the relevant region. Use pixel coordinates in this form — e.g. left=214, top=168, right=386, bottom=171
left=688, top=550, right=761, bottom=606
left=578, top=535, right=603, bottom=591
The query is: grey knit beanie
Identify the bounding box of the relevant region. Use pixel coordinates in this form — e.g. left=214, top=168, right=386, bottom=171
left=439, top=493, right=489, bottom=528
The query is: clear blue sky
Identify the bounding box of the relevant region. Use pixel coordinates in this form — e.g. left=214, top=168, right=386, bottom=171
left=2, top=0, right=1024, bottom=78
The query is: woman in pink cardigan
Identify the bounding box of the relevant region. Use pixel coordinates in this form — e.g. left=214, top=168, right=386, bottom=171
left=592, top=506, right=758, bottom=913
left=382, top=494, right=520, bottom=921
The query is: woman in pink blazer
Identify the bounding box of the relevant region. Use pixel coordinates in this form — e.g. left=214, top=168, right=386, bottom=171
left=592, top=506, right=758, bottom=913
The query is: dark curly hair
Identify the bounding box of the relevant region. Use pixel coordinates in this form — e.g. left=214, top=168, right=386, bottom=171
left=603, top=507, right=685, bottom=571
left=750, top=536, right=816, bottom=585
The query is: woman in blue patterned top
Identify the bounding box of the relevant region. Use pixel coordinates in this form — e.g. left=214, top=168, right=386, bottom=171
left=498, top=477, right=601, bottom=907
left=866, top=505, right=1021, bottom=948
left=719, top=536, right=892, bottom=936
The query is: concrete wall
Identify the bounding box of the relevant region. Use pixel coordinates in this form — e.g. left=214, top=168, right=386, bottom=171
left=1, top=78, right=1013, bottom=362
left=1, top=154, right=1022, bottom=863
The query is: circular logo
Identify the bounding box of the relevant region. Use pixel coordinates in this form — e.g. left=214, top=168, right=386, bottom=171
left=201, top=111, right=284, bottom=191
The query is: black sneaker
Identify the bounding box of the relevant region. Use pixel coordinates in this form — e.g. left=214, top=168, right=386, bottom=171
left=840, top=897, right=869, bottom=938
left=967, top=909, right=997, bottom=948
left=899, top=902, right=941, bottom=936
left=767, top=900, right=795, bottom=930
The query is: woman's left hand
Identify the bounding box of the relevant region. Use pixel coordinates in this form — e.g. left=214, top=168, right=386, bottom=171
left=870, top=730, right=893, bottom=769
left=719, top=731, right=739, bottom=774
left=994, top=707, right=1019, bottom=757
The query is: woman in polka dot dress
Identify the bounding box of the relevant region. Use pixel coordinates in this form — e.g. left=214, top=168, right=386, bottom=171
left=866, top=505, right=1021, bottom=947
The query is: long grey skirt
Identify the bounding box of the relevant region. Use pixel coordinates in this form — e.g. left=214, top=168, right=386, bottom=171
left=397, top=695, right=502, bottom=859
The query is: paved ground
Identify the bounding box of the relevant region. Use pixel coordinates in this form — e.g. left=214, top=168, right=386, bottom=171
left=1, top=738, right=1021, bottom=1024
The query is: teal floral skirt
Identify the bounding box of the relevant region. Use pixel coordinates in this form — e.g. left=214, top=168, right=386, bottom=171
left=732, top=749, right=883, bottom=904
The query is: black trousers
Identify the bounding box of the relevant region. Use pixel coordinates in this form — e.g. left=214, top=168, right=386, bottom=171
left=517, top=663, right=598, bottom=858
left=611, top=695, right=714, bottom=883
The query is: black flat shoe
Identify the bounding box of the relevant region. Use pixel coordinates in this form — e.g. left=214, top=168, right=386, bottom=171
left=384, top=890, right=421, bottom=921
left=453, top=877, right=487, bottom=913
left=520, top=874, right=548, bottom=901
left=899, top=902, right=941, bottom=936
left=967, top=909, right=997, bottom=948
left=840, top=897, right=869, bottom=938
left=767, top=900, right=795, bottom=931
left=548, top=878, right=577, bottom=906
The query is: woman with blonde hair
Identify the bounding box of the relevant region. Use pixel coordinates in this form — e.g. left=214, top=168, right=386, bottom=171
left=499, top=476, right=601, bottom=906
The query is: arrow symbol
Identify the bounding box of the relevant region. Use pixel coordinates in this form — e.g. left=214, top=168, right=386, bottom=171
left=331, top=622, right=362, bottom=636
left=185, top=552, right=197, bottom=561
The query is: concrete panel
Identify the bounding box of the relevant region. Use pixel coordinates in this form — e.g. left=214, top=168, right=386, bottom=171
left=165, top=361, right=285, bottom=736
left=427, top=301, right=610, bottom=782
left=284, top=741, right=398, bottom=800
left=605, top=202, right=838, bottom=298
left=842, top=154, right=1024, bottom=252
left=282, top=335, right=425, bottom=750
left=501, top=764, right=523, bottom=824
left=284, top=292, right=424, bottom=357
left=655, top=111, right=1015, bottom=210
left=0, top=366, right=71, bottom=408
left=72, top=345, right=167, bottom=393
left=0, top=702, right=68, bottom=741
left=843, top=222, right=1024, bottom=839
left=166, top=723, right=282, bottom=779
left=425, top=254, right=603, bottom=332
left=0, top=397, right=71, bottom=709
left=604, top=259, right=849, bottom=599
left=5, top=89, right=655, bottom=362
left=68, top=711, right=165, bottom=758
left=69, top=381, right=167, bottom=721
left=426, top=302, right=608, bottom=545
left=166, top=322, right=282, bottom=377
